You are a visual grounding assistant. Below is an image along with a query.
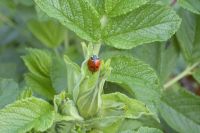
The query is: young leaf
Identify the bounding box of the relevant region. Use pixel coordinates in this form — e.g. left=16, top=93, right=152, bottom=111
left=25, top=73, right=55, bottom=100
left=22, top=49, right=55, bottom=99
left=159, top=87, right=200, bottom=133
left=0, top=78, right=19, bottom=109
left=101, top=92, right=151, bottom=119
left=22, top=49, right=51, bottom=78
left=34, top=0, right=101, bottom=42
left=53, top=92, right=83, bottom=121
left=178, top=0, right=200, bottom=14
left=105, top=0, right=149, bottom=17
left=17, top=87, right=32, bottom=100
left=64, top=55, right=81, bottom=97
left=50, top=56, right=68, bottom=93
left=28, top=19, right=65, bottom=48
left=102, top=4, right=181, bottom=49
left=76, top=59, right=111, bottom=118
left=0, top=97, right=55, bottom=133
left=85, top=92, right=159, bottom=132
left=108, top=56, right=161, bottom=114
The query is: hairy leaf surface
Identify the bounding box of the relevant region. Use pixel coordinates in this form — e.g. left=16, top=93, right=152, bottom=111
left=108, top=56, right=161, bottom=113
left=103, top=4, right=181, bottom=49
left=0, top=97, right=54, bottom=133
left=105, top=0, right=149, bottom=17
left=34, top=0, right=101, bottom=42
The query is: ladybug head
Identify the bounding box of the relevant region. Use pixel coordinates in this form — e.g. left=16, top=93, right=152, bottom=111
left=91, top=55, right=99, bottom=60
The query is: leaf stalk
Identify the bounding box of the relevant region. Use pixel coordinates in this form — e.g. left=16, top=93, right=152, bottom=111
left=164, top=62, right=200, bottom=89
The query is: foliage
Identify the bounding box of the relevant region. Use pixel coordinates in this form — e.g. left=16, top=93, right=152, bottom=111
left=0, top=0, right=200, bottom=133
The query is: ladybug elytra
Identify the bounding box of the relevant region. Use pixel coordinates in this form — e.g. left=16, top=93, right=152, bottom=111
left=87, top=55, right=101, bottom=72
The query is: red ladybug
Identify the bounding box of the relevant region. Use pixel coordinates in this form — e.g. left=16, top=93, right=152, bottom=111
left=87, top=55, right=101, bottom=72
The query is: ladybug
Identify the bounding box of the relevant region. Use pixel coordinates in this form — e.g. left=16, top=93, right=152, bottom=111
left=87, top=55, right=101, bottom=72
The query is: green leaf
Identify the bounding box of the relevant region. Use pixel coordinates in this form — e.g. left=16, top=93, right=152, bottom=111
left=34, top=0, right=101, bottom=42
left=178, top=0, right=200, bottom=14
left=17, top=87, right=32, bottom=100
left=102, top=4, right=181, bottom=49
left=193, top=68, right=200, bottom=83
left=64, top=55, right=81, bottom=97
left=101, top=41, right=180, bottom=85
left=176, top=9, right=194, bottom=62
left=121, top=127, right=163, bottom=133
left=46, top=121, right=75, bottom=133
left=28, top=19, right=65, bottom=48
left=76, top=59, right=111, bottom=118
left=132, top=41, right=179, bottom=84
left=190, top=15, right=200, bottom=62
left=0, top=78, right=19, bottom=109
left=176, top=9, right=200, bottom=63
left=85, top=92, right=159, bottom=132
left=159, top=87, right=200, bottom=133
left=89, top=0, right=105, bottom=15
left=135, top=127, right=163, bottom=133
left=25, top=73, right=55, bottom=100
left=101, top=92, right=150, bottom=118
left=105, top=0, right=149, bottom=17
left=108, top=56, right=161, bottom=114
left=22, top=49, right=51, bottom=78
left=22, top=49, right=55, bottom=99
left=0, top=97, right=55, bottom=133
left=50, top=56, right=68, bottom=93
left=53, top=92, right=83, bottom=121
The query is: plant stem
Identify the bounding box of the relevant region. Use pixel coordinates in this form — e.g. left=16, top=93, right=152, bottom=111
left=164, top=62, right=200, bottom=89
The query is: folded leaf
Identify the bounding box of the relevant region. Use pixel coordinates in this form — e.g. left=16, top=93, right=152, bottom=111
left=22, top=49, right=51, bottom=78
left=76, top=59, right=111, bottom=118
left=17, top=87, right=32, bottom=100
left=103, top=4, right=181, bottom=49
left=25, top=73, right=55, bottom=99
left=50, top=56, right=68, bottom=93
left=85, top=92, right=159, bottom=132
left=0, top=97, right=55, bottom=133
left=64, top=55, right=81, bottom=97
left=22, top=49, right=55, bottom=99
